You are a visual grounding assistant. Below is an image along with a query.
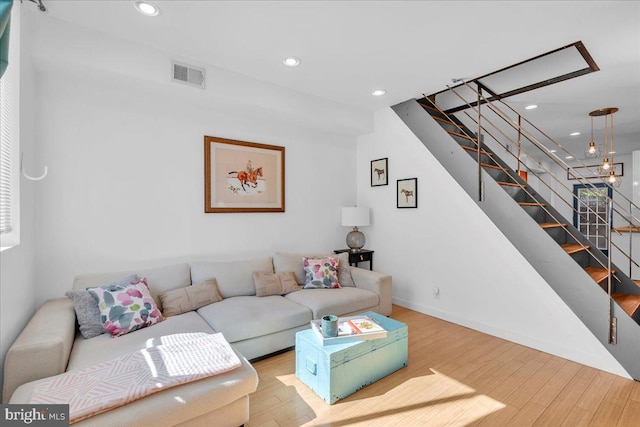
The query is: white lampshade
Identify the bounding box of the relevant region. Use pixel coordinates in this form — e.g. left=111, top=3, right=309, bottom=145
left=341, top=207, right=370, bottom=227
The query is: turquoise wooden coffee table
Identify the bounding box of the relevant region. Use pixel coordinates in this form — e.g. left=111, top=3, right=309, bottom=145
left=295, top=311, right=408, bottom=404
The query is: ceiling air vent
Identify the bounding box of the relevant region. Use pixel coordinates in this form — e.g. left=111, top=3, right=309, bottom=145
left=171, top=61, right=205, bottom=89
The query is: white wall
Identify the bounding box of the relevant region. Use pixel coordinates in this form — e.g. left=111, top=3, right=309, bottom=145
left=26, top=18, right=359, bottom=302
left=356, top=108, right=629, bottom=377
left=0, top=3, right=38, bottom=401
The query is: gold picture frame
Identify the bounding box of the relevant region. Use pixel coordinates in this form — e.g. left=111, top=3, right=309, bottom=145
left=204, top=136, right=285, bottom=213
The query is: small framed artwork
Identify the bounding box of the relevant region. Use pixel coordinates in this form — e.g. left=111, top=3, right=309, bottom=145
left=371, top=157, right=388, bottom=187
left=397, top=178, right=418, bottom=209
left=204, top=135, right=285, bottom=213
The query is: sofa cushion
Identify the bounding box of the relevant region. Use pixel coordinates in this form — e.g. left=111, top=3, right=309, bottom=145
left=274, top=252, right=355, bottom=287
left=88, top=278, right=164, bottom=337
left=253, top=272, right=300, bottom=297
left=190, top=258, right=273, bottom=298
left=284, top=288, right=379, bottom=319
left=73, top=263, right=192, bottom=310
left=158, top=279, right=223, bottom=317
left=302, top=257, right=341, bottom=289
left=66, top=274, right=139, bottom=339
left=197, top=296, right=311, bottom=343
left=67, top=311, right=216, bottom=371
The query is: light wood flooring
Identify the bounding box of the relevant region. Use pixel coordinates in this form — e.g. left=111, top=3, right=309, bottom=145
left=247, top=305, right=640, bottom=427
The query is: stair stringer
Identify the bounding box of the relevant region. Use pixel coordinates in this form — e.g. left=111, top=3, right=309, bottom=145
left=392, top=99, right=640, bottom=379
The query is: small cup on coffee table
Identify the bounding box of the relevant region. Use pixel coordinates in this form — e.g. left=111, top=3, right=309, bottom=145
left=321, top=315, right=339, bottom=338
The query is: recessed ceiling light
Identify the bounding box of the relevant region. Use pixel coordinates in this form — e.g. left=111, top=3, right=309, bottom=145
left=134, top=1, right=159, bottom=16
left=609, top=151, right=616, bottom=154
left=372, top=89, right=386, bottom=96
left=549, top=149, right=557, bottom=153
left=525, top=104, right=538, bottom=110
left=282, top=57, right=301, bottom=67
left=565, top=155, right=574, bottom=159
left=570, top=132, right=581, bottom=136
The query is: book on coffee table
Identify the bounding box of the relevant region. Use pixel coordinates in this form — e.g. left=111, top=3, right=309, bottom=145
left=310, top=315, right=387, bottom=345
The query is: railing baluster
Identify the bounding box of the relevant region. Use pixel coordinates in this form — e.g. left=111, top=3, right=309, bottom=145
left=608, top=199, right=616, bottom=344
left=517, top=115, right=522, bottom=177
left=631, top=201, right=634, bottom=278
left=477, top=86, right=484, bottom=202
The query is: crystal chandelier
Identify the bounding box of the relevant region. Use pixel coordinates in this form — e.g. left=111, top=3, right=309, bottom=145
left=591, top=107, right=621, bottom=187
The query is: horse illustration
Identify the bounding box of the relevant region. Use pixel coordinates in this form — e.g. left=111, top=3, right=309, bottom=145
left=374, top=168, right=385, bottom=181
left=400, top=188, right=414, bottom=203
left=228, top=167, right=263, bottom=191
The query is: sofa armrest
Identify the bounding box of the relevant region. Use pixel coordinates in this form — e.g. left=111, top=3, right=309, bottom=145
left=2, top=298, right=76, bottom=403
left=349, top=267, right=392, bottom=316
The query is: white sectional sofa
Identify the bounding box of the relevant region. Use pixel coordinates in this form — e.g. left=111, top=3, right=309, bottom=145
left=3, top=252, right=392, bottom=426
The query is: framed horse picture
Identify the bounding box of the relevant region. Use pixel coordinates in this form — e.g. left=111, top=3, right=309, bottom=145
left=397, top=178, right=417, bottom=209
left=204, top=136, right=285, bottom=213
left=371, top=157, right=388, bottom=187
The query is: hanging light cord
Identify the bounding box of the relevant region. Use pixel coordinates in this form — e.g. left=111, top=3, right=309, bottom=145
left=609, top=113, right=615, bottom=163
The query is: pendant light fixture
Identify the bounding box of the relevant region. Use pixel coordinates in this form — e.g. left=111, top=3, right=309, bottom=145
left=584, top=115, right=601, bottom=158
left=591, top=107, right=621, bottom=187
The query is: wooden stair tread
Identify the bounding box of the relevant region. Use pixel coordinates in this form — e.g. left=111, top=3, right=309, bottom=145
left=540, top=222, right=567, bottom=229
left=446, top=130, right=477, bottom=141
left=480, top=163, right=503, bottom=170
left=418, top=102, right=440, bottom=112
left=584, top=266, right=615, bottom=284
left=612, top=293, right=640, bottom=318
left=497, top=181, right=522, bottom=187
left=519, top=202, right=547, bottom=207
left=561, top=243, right=590, bottom=255
left=462, top=145, right=494, bottom=155
left=432, top=115, right=456, bottom=125
left=635, top=280, right=640, bottom=288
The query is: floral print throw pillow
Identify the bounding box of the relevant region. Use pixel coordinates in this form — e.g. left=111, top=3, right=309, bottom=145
left=88, top=278, right=163, bottom=337
left=302, top=257, right=341, bottom=289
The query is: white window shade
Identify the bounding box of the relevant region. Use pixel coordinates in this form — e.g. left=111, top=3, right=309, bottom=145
left=0, top=76, right=13, bottom=236
left=0, top=3, right=19, bottom=249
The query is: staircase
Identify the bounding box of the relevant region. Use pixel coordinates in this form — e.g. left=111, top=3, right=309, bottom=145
left=392, top=84, right=640, bottom=379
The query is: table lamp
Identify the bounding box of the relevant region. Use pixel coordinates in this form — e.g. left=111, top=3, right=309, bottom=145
left=341, top=207, right=370, bottom=251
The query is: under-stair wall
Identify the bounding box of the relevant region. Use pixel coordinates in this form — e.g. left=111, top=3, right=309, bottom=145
left=391, top=99, right=640, bottom=379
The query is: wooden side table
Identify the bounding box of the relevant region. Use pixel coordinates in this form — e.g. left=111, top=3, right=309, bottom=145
left=333, top=249, right=374, bottom=270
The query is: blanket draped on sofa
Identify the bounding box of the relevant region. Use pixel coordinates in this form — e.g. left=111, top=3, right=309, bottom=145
left=29, top=332, right=241, bottom=424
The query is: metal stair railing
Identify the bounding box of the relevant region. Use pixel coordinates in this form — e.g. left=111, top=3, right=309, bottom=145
left=438, top=81, right=638, bottom=269
left=424, top=95, right=622, bottom=279
left=452, top=81, right=639, bottom=274
left=424, top=81, right=639, bottom=344
left=458, top=108, right=639, bottom=278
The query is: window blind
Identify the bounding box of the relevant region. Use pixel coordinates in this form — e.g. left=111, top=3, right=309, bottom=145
left=0, top=75, right=12, bottom=235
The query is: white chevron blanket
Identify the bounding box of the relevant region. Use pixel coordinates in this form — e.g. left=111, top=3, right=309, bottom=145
left=29, top=332, right=241, bottom=424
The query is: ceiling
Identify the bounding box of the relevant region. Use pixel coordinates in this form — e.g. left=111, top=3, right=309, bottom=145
left=32, top=1, right=640, bottom=159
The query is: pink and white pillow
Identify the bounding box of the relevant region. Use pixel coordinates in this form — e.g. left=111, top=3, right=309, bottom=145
left=303, top=257, right=341, bottom=289
left=88, top=278, right=163, bottom=337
